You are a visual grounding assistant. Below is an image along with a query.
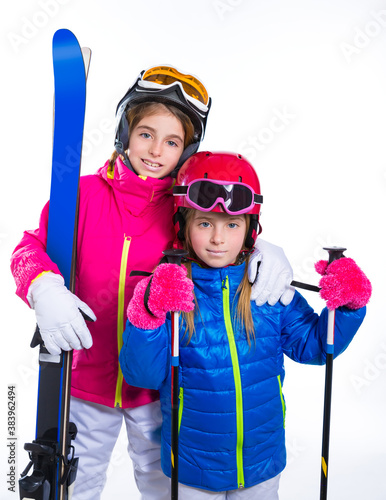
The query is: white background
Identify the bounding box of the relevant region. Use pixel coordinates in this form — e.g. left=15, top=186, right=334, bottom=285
left=1, top=0, right=385, bottom=498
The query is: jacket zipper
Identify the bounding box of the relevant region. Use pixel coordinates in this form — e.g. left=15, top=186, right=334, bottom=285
left=222, top=275, right=245, bottom=488
left=178, top=387, right=183, bottom=434
left=277, top=375, right=286, bottom=428
left=114, top=235, right=131, bottom=407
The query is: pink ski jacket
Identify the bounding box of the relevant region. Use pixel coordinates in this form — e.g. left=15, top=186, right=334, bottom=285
left=11, top=156, right=175, bottom=408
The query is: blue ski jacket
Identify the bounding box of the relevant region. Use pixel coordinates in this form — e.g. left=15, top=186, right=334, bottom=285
left=120, top=261, right=366, bottom=492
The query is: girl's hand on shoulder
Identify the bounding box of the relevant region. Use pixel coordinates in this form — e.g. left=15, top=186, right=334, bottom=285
left=249, top=239, right=295, bottom=306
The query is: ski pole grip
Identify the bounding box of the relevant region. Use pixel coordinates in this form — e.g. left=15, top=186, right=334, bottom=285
left=323, top=246, right=347, bottom=349
left=323, top=246, right=346, bottom=265
left=162, top=249, right=188, bottom=266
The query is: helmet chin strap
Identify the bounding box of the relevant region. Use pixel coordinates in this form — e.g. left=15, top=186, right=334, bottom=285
left=114, top=138, right=135, bottom=172
left=246, top=216, right=260, bottom=249
left=170, top=142, right=200, bottom=178
left=114, top=141, right=201, bottom=177
left=120, top=151, right=135, bottom=172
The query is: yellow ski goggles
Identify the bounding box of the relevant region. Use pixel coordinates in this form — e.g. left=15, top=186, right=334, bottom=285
left=142, top=66, right=209, bottom=106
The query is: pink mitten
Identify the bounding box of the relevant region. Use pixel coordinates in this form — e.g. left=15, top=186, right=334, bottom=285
left=127, top=264, right=194, bottom=330
left=315, top=257, right=372, bottom=310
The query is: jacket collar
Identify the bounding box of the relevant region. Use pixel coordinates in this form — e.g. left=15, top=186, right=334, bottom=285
left=191, top=262, right=246, bottom=297
left=97, top=156, right=175, bottom=216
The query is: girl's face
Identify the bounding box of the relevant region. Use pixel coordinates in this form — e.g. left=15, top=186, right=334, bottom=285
left=128, top=111, right=185, bottom=178
left=188, top=211, right=247, bottom=268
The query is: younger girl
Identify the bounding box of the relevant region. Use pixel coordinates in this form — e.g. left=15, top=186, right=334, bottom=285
left=11, top=68, right=294, bottom=499
left=120, top=151, right=371, bottom=498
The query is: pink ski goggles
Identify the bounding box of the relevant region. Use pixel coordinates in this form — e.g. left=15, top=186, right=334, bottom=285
left=174, top=179, right=263, bottom=215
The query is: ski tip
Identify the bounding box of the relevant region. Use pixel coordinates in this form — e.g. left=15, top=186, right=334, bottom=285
left=52, top=29, right=82, bottom=53
left=81, top=47, right=91, bottom=57
left=81, top=47, right=92, bottom=75
left=52, top=28, right=86, bottom=81
left=53, top=28, right=76, bottom=40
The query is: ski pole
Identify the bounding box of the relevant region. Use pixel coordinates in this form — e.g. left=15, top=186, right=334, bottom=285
left=320, top=246, right=346, bottom=500
left=162, top=248, right=188, bottom=500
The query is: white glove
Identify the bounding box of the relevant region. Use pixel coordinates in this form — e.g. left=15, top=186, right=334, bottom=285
left=27, top=272, right=96, bottom=355
left=248, top=239, right=295, bottom=306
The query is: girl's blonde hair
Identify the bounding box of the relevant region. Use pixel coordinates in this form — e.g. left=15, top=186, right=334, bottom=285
left=108, top=101, right=195, bottom=170
left=181, top=208, right=255, bottom=346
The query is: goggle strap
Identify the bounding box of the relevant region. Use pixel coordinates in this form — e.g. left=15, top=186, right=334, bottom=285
left=173, top=186, right=188, bottom=195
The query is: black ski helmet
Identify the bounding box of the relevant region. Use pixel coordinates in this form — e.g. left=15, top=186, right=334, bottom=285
left=114, top=65, right=212, bottom=172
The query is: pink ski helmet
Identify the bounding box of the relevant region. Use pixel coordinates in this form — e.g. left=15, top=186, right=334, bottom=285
left=173, top=151, right=263, bottom=248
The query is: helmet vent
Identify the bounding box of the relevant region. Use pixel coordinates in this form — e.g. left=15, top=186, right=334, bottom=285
left=239, top=176, right=242, bottom=182
left=204, top=173, right=208, bottom=178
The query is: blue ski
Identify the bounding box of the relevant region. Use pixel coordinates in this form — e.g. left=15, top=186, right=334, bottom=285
left=19, top=29, right=90, bottom=500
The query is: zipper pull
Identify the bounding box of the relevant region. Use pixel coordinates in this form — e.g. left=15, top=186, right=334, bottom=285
left=221, top=270, right=228, bottom=289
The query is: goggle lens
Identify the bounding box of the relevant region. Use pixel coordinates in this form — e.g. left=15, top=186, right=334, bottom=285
left=187, top=181, right=255, bottom=213
left=142, top=66, right=209, bottom=106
